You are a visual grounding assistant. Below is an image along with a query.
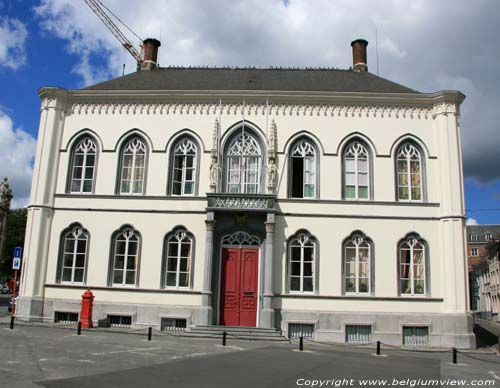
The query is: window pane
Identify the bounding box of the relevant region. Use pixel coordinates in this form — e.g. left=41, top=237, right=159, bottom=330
left=345, top=159, right=355, bottom=172
left=400, top=279, right=411, bottom=294
left=167, top=257, right=177, bottom=271
left=303, top=277, right=313, bottom=292
left=398, top=187, right=409, bottom=200
left=82, top=180, right=93, bottom=192
left=290, top=277, right=300, bottom=291
left=357, top=159, right=368, bottom=172
left=113, top=270, right=123, bottom=284
left=358, top=186, right=368, bottom=199
left=303, top=247, right=313, bottom=262
left=184, top=182, right=193, bottom=194
left=411, top=188, right=421, bottom=200
left=125, top=270, right=135, bottom=285
left=345, top=186, right=355, bottom=198
left=345, top=277, right=356, bottom=292
left=126, top=255, right=136, bottom=270
left=291, top=246, right=301, bottom=262
left=74, top=269, right=84, bottom=283
left=358, top=173, right=368, bottom=186
left=173, top=182, right=182, bottom=195
left=397, top=160, right=408, bottom=173
left=167, top=272, right=177, bottom=286
left=180, top=243, right=191, bottom=258
left=291, top=262, right=301, bottom=276
left=304, top=184, right=315, bottom=198
left=358, top=278, right=369, bottom=293
left=114, top=255, right=125, bottom=270
left=414, top=280, right=425, bottom=294
left=179, top=273, right=189, bottom=287
left=75, top=253, right=86, bottom=268
left=345, top=172, right=356, bottom=185
left=179, top=258, right=188, bottom=272
left=303, top=262, right=313, bottom=277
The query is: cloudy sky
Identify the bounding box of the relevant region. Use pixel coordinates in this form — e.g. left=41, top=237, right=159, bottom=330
left=0, top=0, right=499, bottom=223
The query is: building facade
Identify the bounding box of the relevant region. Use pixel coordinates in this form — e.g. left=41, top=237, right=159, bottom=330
left=467, top=224, right=500, bottom=318
left=17, top=40, right=474, bottom=347
left=0, top=178, right=13, bottom=264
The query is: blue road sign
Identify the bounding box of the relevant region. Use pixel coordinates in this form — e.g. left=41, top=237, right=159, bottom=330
left=14, top=246, right=22, bottom=259
left=13, top=257, right=21, bottom=270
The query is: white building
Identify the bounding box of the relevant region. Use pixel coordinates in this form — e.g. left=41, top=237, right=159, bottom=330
left=17, top=39, right=474, bottom=347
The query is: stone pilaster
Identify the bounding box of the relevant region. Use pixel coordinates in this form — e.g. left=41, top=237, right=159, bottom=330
left=260, top=213, right=275, bottom=328
left=199, top=212, right=216, bottom=326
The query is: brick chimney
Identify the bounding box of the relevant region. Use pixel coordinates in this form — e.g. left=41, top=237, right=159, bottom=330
left=141, top=38, right=161, bottom=70
left=351, top=39, right=368, bottom=72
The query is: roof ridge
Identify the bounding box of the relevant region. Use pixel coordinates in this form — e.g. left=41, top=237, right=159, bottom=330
left=156, top=66, right=350, bottom=71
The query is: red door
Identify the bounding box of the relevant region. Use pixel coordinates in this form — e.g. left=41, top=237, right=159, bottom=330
left=220, top=247, right=258, bottom=327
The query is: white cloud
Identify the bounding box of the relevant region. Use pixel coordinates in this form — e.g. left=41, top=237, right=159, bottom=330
left=32, top=0, right=500, bottom=183
left=0, top=109, right=36, bottom=208
left=466, top=218, right=479, bottom=226
left=0, top=17, right=28, bottom=70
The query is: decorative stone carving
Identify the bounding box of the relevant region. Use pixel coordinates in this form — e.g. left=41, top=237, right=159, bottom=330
left=267, top=120, right=278, bottom=193
left=207, top=194, right=275, bottom=210
left=209, top=118, right=220, bottom=192
left=221, top=231, right=260, bottom=246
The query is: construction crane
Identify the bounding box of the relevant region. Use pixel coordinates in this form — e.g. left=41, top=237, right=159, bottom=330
left=82, top=0, right=148, bottom=70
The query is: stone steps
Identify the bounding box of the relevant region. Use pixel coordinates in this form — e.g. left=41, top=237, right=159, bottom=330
left=185, top=325, right=286, bottom=340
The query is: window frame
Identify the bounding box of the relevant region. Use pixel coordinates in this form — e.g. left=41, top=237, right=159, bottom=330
left=288, top=138, right=318, bottom=199
left=395, top=142, right=425, bottom=202
left=470, top=234, right=478, bottom=242
left=471, top=248, right=479, bottom=257
left=117, top=136, right=148, bottom=195
left=342, top=232, right=374, bottom=295
left=67, top=136, right=98, bottom=194
left=287, top=230, right=318, bottom=294
left=398, top=234, right=429, bottom=297
left=168, top=137, right=199, bottom=196
left=161, top=228, right=195, bottom=289
left=108, top=226, right=141, bottom=287
left=56, top=224, right=89, bottom=285
left=221, top=126, right=265, bottom=195
left=342, top=140, right=371, bottom=200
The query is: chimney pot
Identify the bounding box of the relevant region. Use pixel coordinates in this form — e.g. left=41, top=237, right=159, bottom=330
left=141, top=38, right=161, bottom=71
left=351, top=39, right=368, bottom=72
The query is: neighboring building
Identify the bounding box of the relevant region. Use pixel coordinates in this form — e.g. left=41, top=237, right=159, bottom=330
left=467, top=224, right=500, bottom=318
left=17, top=39, right=474, bottom=347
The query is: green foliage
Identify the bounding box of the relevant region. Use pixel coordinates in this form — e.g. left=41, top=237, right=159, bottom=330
left=1, top=208, right=27, bottom=279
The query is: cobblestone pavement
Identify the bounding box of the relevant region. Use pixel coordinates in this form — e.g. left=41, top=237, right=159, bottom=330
left=1, top=321, right=500, bottom=388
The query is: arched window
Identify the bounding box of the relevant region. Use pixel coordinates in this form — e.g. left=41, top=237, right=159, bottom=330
left=288, top=231, right=317, bottom=293
left=119, top=137, right=147, bottom=195
left=171, top=138, right=197, bottom=196
left=396, top=142, right=422, bottom=201
left=225, top=130, right=262, bottom=194
left=399, top=234, right=427, bottom=296
left=343, top=232, right=373, bottom=294
left=162, top=229, right=194, bottom=288
left=110, top=226, right=141, bottom=287
left=69, top=137, right=97, bottom=193
left=58, top=224, right=88, bottom=284
left=343, top=141, right=369, bottom=200
left=290, top=139, right=317, bottom=199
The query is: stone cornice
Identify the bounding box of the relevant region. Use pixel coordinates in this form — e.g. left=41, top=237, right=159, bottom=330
left=39, top=87, right=465, bottom=119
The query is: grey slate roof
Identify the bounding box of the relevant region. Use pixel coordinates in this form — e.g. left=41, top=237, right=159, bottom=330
left=467, top=225, right=500, bottom=243
left=84, top=67, right=419, bottom=93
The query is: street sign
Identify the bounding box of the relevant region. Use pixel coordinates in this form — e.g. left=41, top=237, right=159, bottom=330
left=14, top=246, right=22, bottom=259
left=13, top=257, right=21, bottom=270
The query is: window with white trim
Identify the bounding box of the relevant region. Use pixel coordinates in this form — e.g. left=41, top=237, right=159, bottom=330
left=471, top=248, right=479, bottom=257
left=399, top=235, right=427, bottom=296
left=111, top=227, right=140, bottom=286
left=164, top=230, right=193, bottom=288
left=397, top=143, right=422, bottom=201
left=289, top=232, right=316, bottom=293
left=119, top=137, right=147, bottom=194
left=344, top=233, right=372, bottom=294
left=69, top=137, right=97, bottom=193
left=290, top=140, right=316, bottom=199
left=470, top=234, right=478, bottom=242
left=171, top=138, right=197, bottom=196
left=59, top=225, right=88, bottom=284
left=343, top=141, right=369, bottom=200
left=485, top=233, right=493, bottom=241
left=225, top=131, right=262, bottom=194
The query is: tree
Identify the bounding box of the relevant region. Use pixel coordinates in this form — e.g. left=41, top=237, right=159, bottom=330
left=0, top=208, right=27, bottom=280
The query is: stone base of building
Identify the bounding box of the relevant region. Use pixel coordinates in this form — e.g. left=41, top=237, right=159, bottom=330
left=16, top=298, right=476, bottom=348
left=278, top=310, right=476, bottom=349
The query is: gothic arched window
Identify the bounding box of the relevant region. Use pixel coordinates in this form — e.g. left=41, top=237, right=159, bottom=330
left=396, top=142, right=423, bottom=201
left=162, top=229, right=194, bottom=288
left=110, top=226, right=141, bottom=287
left=343, top=141, right=370, bottom=200
left=288, top=231, right=317, bottom=293
left=69, top=137, right=97, bottom=193
left=343, top=232, right=373, bottom=294
left=225, top=130, right=262, bottom=194
left=399, top=234, right=428, bottom=295
left=119, top=137, right=147, bottom=195
left=58, top=224, right=89, bottom=284
left=171, top=137, right=197, bottom=196
left=290, top=139, right=317, bottom=199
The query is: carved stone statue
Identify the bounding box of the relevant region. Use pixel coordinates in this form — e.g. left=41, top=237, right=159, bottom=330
left=267, top=164, right=277, bottom=193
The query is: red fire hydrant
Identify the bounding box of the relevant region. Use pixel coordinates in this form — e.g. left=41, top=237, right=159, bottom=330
left=80, top=288, right=94, bottom=328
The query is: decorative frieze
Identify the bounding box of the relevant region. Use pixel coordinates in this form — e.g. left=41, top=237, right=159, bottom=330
left=68, top=101, right=432, bottom=119
left=207, top=193, right=276, bottom=211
